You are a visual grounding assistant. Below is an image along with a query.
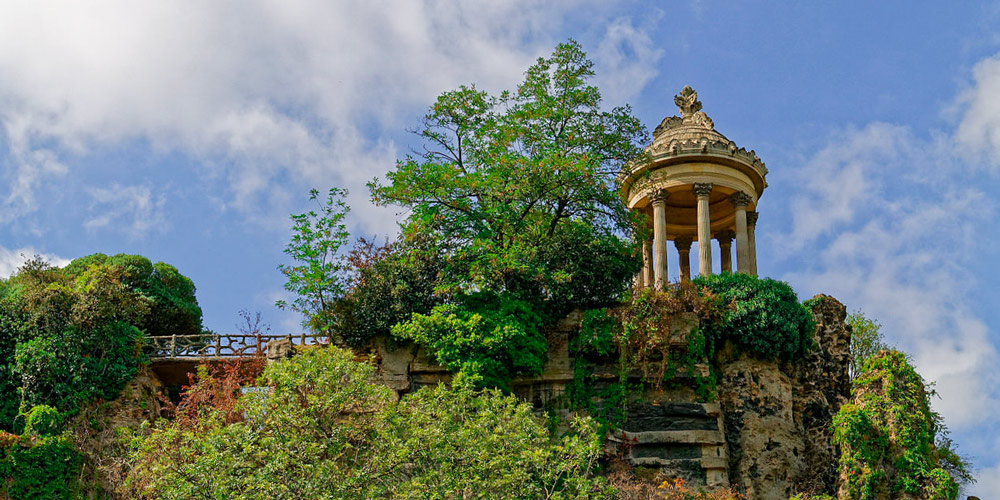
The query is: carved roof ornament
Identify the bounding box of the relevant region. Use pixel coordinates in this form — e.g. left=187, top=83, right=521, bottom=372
left=675, top=85, right=703, bottom=116
left=652, top=85, right=715, bottom=139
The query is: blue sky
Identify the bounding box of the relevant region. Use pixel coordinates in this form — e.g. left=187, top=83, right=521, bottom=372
left=1, top=1, right=998, bottom=493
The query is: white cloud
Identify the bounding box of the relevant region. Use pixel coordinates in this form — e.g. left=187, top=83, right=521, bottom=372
left=593, top=16, right=664, bottom=106
left=0, top=246, right=70, bottom=279
left=777, top=122, right=1000, bottom=468
left=957, top=52, right=1000, bottom=165
left=84, top=184, right=166, bottom=239
left=0, top=1, right=645, bottom=238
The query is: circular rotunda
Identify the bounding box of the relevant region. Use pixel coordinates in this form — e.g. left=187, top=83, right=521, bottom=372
left=623, top=86, right=768, bottom=287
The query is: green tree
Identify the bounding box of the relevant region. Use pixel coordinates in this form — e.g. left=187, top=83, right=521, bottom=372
left=333, top=235, right=445, bottom=347
left=277, top=188, right=351, bottom=334
left=368, top=40, right=647, bottom=317
left=0, top=254, right=200, bottom=429
left=845, top=310, right=890, bottom=379
left=391, top=293, right=547, bottom=390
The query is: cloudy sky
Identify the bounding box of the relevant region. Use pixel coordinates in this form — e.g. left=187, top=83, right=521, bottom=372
left=1, top=0, right=998, bottom=493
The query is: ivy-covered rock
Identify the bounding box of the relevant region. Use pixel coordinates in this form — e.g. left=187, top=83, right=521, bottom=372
left=833, top=350, right=964, bottom=500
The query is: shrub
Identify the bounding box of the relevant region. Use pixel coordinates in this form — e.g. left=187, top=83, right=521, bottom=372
left=126, top=346, right=609, bottom=499
left=693, top=273, right=814, bottom=360
left=333, top=235, right=444, bottom=347
left=14, top=321, right=144, bottom=418
left=23, top=405, right=62, bottom=437
left=1, top=435, right=82, bottom=500
left=391, top=293, right=547, bottom=390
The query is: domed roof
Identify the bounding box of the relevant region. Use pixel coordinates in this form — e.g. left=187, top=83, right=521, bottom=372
left=649, top=86, right=730, bottom=147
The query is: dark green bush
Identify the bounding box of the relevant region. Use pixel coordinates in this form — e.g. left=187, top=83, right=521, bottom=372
left=14, top=321, right=144, bottom=418
left=693, top=273, right=815, bottom=360
left=1, top=435, right=82, bottom=499
left=334, top=236, right=444, bottom=347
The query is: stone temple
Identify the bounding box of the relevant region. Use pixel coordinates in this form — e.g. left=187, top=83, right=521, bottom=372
left=623, top=86, right=767, bottom=286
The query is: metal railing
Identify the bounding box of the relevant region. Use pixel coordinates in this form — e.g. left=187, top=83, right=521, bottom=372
left=144, top=333, right=328, bottom=359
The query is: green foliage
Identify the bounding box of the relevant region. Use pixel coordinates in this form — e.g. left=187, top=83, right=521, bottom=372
left=126, top=346, right=611, bottom=499
left=368, top=40, right=646, bottom=319
left=0, top=434, right=83, bottom=499
left=333, top=235, right=445, bottom=346
left=64, top=253, right=203, bottom=337
left=23, top=405, right=61, bottom=437
left=693, top=273, right=815, bottom=360
left=846, top=310, right=890, bottom=379
left=277, top=187, right=351, bottom=334
left=391, top=293, right=547, bottom=390
left=0, top=253, right=197, bottom=431
left=832, top=350, right=966, bottom=500
left=14, top=321, right=144, bottom=418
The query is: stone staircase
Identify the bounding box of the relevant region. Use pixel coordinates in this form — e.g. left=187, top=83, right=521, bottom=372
left=609, top=402, right=729, bottom=488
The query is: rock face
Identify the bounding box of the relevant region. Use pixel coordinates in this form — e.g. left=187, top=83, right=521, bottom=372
left=365, top=295, right=852, bottom=495
left=715, top=294, right=851, bottom=498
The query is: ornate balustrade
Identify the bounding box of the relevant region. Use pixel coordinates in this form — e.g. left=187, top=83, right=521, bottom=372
left=144, top=333, right=327, bottom=359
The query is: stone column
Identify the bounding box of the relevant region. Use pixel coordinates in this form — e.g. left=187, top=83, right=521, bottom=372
left=674, top=237, right=692, bottom=281
left=692, top=183, right=714, bottom=276
left=642, top=238, right=653, bottom=288
left=651, top=189, right=670, bottom=288
left=747, top=211, right=759, bottom=276
left=730, top=192, right=752, bottom=274
left=715, top=230, right=734, bottom=273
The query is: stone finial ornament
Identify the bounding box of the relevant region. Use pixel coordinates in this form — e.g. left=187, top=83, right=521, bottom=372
left=675, top=85, right=703, bottom=116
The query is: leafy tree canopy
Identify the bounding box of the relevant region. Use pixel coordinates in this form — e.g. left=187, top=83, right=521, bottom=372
left=369, top=40, right=647, bottom=317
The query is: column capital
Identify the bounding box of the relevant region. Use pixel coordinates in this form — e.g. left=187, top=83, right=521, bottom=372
left=692, top=183, right=713, bottom=198
left=714, top=230, right=735, bottom=243
left=746, top=211, right=759, bottom=226
left=673, top=236, right=693, bottom=251
left=649, top=188, right=670, bottom=204
left=729, top=192, right=752, bottom=208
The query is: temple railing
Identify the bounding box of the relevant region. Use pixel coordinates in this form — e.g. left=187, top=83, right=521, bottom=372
left=144, top=333, right=328, bottom=359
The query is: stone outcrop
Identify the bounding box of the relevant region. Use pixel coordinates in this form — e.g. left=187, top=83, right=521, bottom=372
left=714, top=295, right=851, bottom=499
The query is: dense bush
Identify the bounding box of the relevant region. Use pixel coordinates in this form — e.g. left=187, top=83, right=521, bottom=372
left=832, top=350, right=969, bottom=499
left=693, top=273, right=814, bottom=360
left=333, top=236, right=444, bottom=346
left=126, top=346, right=610, bottom=499
left=14, top=321, right=144, bottom=417
left=0, top=433, right=82, bottom=499
left=391, top=293, right=547, bottom=390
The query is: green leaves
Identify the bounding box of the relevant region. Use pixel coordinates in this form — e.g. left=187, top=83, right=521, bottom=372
left=833, top=350, right=964, bottom=500
left=277, top=187, right=351, bottom=334
left=391, top=293, right=547, bottom=391
left=693, top=273, right=815, bottom=361
left=369, top=40, right=645, bottom=317
left=127, top=346, right=610, bottom=499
